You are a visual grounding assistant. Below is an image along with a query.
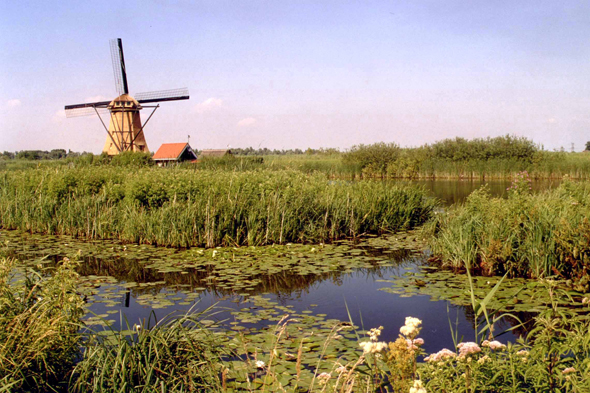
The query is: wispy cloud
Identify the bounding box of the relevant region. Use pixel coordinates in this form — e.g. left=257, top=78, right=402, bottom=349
left=237, top=117, right=257, bottom=127
left=6, top=99, right=21, bottom=108
left=195, top=97, right=223, bottom=114
left=545, top=118, right=556, bottom=124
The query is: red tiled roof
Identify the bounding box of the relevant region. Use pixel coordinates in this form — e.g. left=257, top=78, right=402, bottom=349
left=153, top=143, right=189, bottom=160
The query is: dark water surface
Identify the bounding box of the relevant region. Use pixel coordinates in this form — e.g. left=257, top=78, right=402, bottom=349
left=6, top=180, right=559, bottom=354
left=400, top=178, right=561, bottom=206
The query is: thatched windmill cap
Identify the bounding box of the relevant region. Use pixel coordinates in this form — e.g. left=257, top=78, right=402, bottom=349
left=108, top=94, right=141, bottom=110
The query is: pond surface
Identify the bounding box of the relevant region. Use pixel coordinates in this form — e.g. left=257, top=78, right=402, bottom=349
left=401, top=179, right=561, bottom=206
left=4, top=228, right=524, bottom=355
left=5, top=179, right=568, bottom=357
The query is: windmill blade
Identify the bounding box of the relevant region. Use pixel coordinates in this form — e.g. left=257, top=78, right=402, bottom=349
left=135, top=88, right=190, bottom=104
left=65, top=107, right=110, bottom=118
left=110, top=38, right=129, bottom=96
left=64, top=100, right=111, bottom=118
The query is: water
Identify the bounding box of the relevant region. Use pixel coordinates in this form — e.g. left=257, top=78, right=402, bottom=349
left=400, top=178, right=561, bottom=206
left=5, top=179, right=557, bottom=353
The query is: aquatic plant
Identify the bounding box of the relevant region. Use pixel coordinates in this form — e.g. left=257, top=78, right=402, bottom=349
left=0, top=167, right=436, bottom=248
left=426, top=176, right=590, bottom=283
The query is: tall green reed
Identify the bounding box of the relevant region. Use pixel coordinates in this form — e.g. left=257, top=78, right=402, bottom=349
left=72, top=309, right=227, bottom=393
left=427, top=174, right=590, bottom=283
left=0, top=256, right=84, bottom=392
left=0, top=167, right=436, bottom=248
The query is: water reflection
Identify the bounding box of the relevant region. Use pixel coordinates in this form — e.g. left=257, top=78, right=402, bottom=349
left=396, top=179, right=561, bottom=206
left=7, top=236, right=525, bottom=354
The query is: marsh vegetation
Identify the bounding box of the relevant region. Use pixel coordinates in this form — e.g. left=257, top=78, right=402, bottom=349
left=2, top=144, right=590, bottom=392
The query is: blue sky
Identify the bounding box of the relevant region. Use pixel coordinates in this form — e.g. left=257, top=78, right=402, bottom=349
left=2, top=1, right=590, bottom=153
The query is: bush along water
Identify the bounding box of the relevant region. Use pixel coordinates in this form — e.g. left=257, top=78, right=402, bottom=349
left=342, top=136, right=590, bottom=180
left=426, top=172, right=590, bottom=287
left=0, top=167, right=436, bottom=248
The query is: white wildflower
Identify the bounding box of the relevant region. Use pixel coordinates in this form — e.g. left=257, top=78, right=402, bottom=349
left=400, top=317, right=422, bottom=339
left=255, top=360, right=265, bottom=369
left=409, top=379, right=427, bottom=393
left=368, top=326, right=383, bottom=342
left=359, top=341, right=388, bottom=354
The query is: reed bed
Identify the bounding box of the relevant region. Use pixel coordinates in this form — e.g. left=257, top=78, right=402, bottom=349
left=0, top=257, right=84, bottom=392
left=0, top=167, right=435, bottom=248
left=72, top=311, right=226, bottom=393
left=427, top=173, right=590, bottom=286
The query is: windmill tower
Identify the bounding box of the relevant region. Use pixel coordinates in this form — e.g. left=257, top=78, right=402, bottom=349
left=64, top=39, right=189, bottom=155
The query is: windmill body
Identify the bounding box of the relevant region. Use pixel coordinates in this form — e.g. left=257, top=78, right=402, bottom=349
left=103, top=94, right=148, bottom=154
left=64, top=39, right=189, bottom=155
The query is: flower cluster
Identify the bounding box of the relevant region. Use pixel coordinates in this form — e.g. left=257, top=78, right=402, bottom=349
left=368, top=326, right=383, bottom=342
left=399, top=317, right=422, bottom=339
left=424, top=348, right=456, bottom=362
left=507, top=171, right=532, bottom=196
left=359, top=340, right=388, bottom=354
left=406, top=338, right=424, bottom=351
left=482, top=340, right=506, bottom=351
left=409, top=379, right=427, bottom=393
left=457, top=342, right=481, bottom=358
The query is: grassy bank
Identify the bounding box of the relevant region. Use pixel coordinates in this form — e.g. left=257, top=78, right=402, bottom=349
left=426, top=173, right=590, bottom=287
left=0, top=167, right=435, bottom=248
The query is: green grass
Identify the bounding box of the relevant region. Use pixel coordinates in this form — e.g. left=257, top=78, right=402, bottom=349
left=0, top=166, right=435, bottom=248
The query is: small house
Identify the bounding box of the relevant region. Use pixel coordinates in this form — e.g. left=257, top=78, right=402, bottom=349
left=153, top=143, right=197, bottom=166
left=199, top=149, right=232, bottom=158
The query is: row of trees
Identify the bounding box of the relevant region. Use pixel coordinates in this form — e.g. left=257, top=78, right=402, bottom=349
left=342, top=135, right=546, bottom=176
left=1, top=147, right=342, bottom=161
left=0, top=149, right=88, bottom=160
left=229, top=147, right=340, bottom=156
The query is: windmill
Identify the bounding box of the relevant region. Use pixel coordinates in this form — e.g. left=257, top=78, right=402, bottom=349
left=64, top=39, right=189, bottom=155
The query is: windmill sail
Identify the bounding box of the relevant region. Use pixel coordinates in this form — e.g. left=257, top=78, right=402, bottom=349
left=110, top=38, right=129, bottom=95
left=64, top=38, right=189, bottom=155
left=136, top=88, right=190, bottom=104
left=64, top=100, right=111, bottom=118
